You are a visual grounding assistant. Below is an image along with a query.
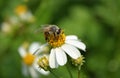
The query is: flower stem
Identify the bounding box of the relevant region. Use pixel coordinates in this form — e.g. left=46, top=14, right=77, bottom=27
left=49, top=69, right=61, bottom=78
left=66, top=65, right=73, bottom=78
left=78, top=69, right=80, bottom=78
left=78, top=65, right=81, bottom=78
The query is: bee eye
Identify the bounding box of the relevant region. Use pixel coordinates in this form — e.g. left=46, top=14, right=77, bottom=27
left=57, top=29, right=61, bottom=34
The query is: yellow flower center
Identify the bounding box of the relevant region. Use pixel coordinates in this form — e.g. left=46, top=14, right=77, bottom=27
left=47, top=30, right=66, bottom=48
left=15, top=5, right=27, bottom=15
left=23, top=53, right=35, bottom=66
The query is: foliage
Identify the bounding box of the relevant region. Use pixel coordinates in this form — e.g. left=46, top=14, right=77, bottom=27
left=0, top=0, right=120, bottom=78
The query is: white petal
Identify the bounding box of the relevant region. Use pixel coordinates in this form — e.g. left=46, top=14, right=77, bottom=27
left=33, top=43, right=49, bottom=55
left=61, top=44, right=81, bottom=59
left=65, top=40, right=86, bottom=51
left=29, top=67, right=38, bottom=78
left=55, top=48, right=67, bottom=66
left=36, top=68, right=49, bottom=75
left=66, top=35, right=78, bottom=40
left=29, top=42, right=40, bottom=54
left=18, top=46, right=26, bottom=57
left=49, top=49, right=58, bottom=68
left=22, top=63, right=29, bottom=77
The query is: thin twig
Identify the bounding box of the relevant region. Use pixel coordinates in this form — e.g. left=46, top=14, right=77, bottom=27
left=78, top=69, right=80, bottom=78
left=78, top=65, right=81, bottom=78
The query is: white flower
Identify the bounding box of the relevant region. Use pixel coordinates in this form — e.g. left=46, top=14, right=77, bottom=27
left=15, top=5, right=34, bottom=22
left=19, top=11, right=34, bottom=22
left=1, top=16, right=19, bottom=34
left=49, top=35, right=86, bottom=68
left=1, top=22, right=11, bottom=33
left=38, top=25, right=86, bottom=68
left=18, top=42, right=48, bottom=78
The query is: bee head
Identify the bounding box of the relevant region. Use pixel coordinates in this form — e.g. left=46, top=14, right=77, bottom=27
left=43, top=25, right=61, bottom=35
left=42, top=25, right=63, bottom=41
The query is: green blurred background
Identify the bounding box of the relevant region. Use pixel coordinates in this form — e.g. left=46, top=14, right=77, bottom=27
left=0, top=0, right=120, bottom=78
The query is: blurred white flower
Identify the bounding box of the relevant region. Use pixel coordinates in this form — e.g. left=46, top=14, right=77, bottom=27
left=9, top=16, right=19, bottom=25
left=1, top=22, right=12, bottom=33
left=1, top=16, right=19, bottom=34
left=18, top=42, right=48, bottom=78
left=15, top=5, right=35, bottom=22
left=42, top=25, right=86, bottom=68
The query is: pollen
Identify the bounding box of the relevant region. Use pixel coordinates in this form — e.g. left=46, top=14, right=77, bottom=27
left=23, top=53, right=35, bottom=66
left=15, top=5, right=27, bottom=15
left=48, top=31, right=66, bottom=48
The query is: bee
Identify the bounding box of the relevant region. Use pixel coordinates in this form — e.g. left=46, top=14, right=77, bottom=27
left=42, top=25, right=62, bottom=41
